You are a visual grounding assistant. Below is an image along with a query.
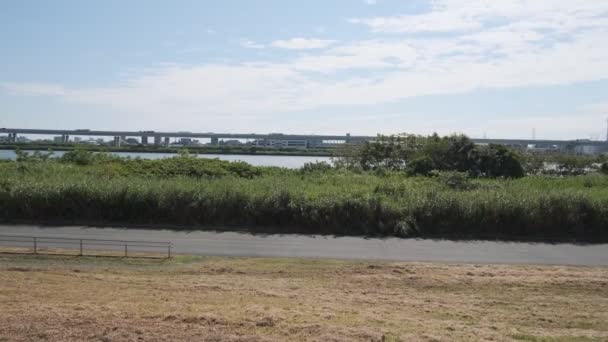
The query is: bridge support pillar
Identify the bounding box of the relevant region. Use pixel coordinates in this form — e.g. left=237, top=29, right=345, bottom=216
left=154, top=136, right=162, bottom=146
left=211, top=137, right=219, bottom=145
left=113, top=136, right=121, bottom=147
left=61, top=134, right=70, bottom=143
left=164, top=137, right=170, bottom=147
left=141, top=136, right=148, bottom=145
left=8, top=133, right=17, bottom=142
left=308, top=139, right=322, bottom=148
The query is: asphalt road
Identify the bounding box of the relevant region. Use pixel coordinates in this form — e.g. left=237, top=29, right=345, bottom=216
left=1, top=224, right=607, bottom=266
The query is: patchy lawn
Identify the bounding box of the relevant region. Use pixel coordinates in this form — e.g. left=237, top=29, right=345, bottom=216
left=0, top=254, right=607, bottom=341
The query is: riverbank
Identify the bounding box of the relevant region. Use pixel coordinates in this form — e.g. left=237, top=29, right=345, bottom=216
left=1, top=156, right=608, bottom=242
left=0, top=143, right=334, bottom=156
left=1, top=254, right=607, bottom=341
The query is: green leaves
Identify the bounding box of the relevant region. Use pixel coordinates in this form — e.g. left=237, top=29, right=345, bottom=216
left=2, top=156, right=608, bottom=241
left=334, top=133, right=526, bottom=178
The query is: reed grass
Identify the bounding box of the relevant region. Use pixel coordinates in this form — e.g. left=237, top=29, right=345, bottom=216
left=1, top=159, right=607, bottom=241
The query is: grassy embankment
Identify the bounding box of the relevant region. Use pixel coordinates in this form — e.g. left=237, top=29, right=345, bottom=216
left=1, top=154, right=608, bottom=241
left=0, top=254, right=607, bottom=341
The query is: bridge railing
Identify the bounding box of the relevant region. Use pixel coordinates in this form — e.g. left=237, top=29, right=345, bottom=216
left=0, top=234, right=172, bottom=258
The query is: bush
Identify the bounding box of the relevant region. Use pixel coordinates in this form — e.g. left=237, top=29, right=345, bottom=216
left=601, top=162, right=608, bottom=175
left=334, top=133, right=524, bottom=178
left=60, top=149, right=97, bottom=165
left=433, top=171, right=475, bottom=190
left=14, top=149, right=54, bottom=162
left=406, top=156, right=435, bottom=176
left=300, top=161, right=333, bottom=173
left=477, top=144, right=524, bottom=178
left=2, top=154, right=608, bottom=241
left=58, top=153, right=263, bottom=179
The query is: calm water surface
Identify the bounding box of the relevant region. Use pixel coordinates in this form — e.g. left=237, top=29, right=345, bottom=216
left=0, top=150, right=331, bottom=168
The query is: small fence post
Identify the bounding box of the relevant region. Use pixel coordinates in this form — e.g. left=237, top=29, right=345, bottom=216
left=168, top=244, right=171, bottom=259
left=33, top=237, right=37, bottom=254
left=124, top=242, right=128, bottom=257
left=79, top=239, right=83, bottom=256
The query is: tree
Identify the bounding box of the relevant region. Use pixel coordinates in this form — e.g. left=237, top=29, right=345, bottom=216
left=601, top=162, right=608, bottom=175
left=335, top=134, right=421, bottom=171
left=333, top=132, right=525, bottom=178
left=422, top=134, right=479, bottom=174
left=405, top=156, right=436, bottom=176
left=477, top=144, right=524, bottom=178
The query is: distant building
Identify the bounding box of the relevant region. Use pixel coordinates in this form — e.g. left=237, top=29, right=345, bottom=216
left=526, top=144, right=560, bottom=154
left=254, top=139, right=307, bottom=149
left=574, top=145, right=606, bottom=155
left=221, top=139, right=243, bottom=146
left=178, top=138, right=199, bottom=146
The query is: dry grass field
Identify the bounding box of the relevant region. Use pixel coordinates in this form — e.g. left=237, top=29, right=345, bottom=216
left=1, top=253, right=607, bottom=342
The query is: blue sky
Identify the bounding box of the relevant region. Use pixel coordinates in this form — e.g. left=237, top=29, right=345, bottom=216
left=1, top=0, right=608, bottom=139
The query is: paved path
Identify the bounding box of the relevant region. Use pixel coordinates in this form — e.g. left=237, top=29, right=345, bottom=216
left=0, top=225, right=607, bottom=266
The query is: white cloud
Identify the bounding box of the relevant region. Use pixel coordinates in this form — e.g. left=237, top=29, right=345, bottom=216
left=3, top=1, right=608, bottom=137
left=271, top=38, right=337, bottom=50
left=348, top=11, right=480, bottom=33
left=6, top=28, right=608, bottom=117
left=290, top=40, right=417, bottom=72
left=240, top=39, right=265, bottom=49
left=364, top=0, right=378, bottom=5
left=349, top=0, right=608, bottom=33
left=1, top=83, right=67, bottom=96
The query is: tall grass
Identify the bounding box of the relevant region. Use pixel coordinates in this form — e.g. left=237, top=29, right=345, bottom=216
left=1, top=158, right=608, bottom=241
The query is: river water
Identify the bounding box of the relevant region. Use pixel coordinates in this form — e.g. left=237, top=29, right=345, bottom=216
left=0, top=150, right=332, bottom=168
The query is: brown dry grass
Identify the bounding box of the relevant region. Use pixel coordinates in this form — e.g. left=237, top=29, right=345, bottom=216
left=0, top=252, right=607, bottom=342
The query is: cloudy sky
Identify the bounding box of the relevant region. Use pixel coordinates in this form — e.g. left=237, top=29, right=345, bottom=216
left=1, top=0, right=608, bottom=139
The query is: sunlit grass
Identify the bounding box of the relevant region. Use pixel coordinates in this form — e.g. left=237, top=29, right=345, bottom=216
left=1, top=159, right=608, bottom=240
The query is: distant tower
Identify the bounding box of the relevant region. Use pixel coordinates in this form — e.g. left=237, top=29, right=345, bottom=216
left=532, top=128, right=536, bottom=141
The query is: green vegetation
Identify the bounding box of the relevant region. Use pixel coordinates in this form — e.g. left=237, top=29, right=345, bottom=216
left=1, top=144, right=608, bottom=241
left=334, top=133, right=608, bottom=177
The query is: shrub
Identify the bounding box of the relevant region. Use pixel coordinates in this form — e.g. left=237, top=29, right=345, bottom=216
left=300, top=161, right=333, bottom=173
left=334, top=133, right=524, bottom=178
left=477, top=144, right=524, bottom=178
left=2, top=156, right=608, bottom=241
left=60, top=149, right=97, bottom=165
left=405, top=156, right=435, bottom=176
left=14, top=149, right=54, bottom=162
left=433, top=171, right=475, bottom=190
left=601, top=162, right=608, bottom=175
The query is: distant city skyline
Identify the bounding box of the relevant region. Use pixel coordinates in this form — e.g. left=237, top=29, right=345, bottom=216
left=1, top=0, right=608, bottom=140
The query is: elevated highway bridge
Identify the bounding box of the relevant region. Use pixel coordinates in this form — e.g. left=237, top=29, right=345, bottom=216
left=2, top=128, right=607, bottom=151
